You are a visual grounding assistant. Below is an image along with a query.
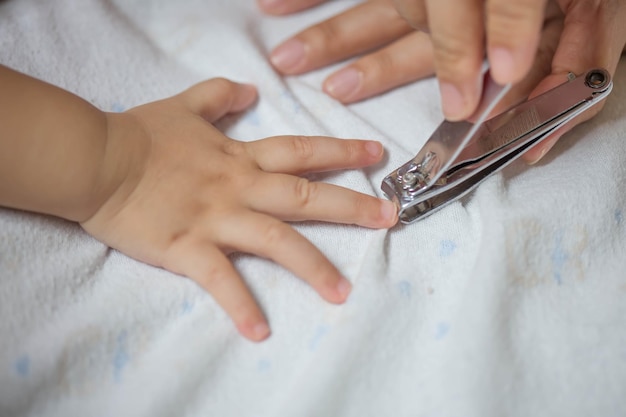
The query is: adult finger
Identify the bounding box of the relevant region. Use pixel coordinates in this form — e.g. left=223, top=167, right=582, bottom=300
left=323, top=31, right=435, bottom=103
left=486, top=0, right=547, bottom=85
left=176, top=78, right=258, bottom=123
left=270, top=0, right=413, bottom=75
left=478, top=11, right=562, bottom=120
left=245, top=136, right=384, bottom=174
left=426, top=0, right=485, bottom=121
left=164, top=240, right=270, bottom=342
left=522, top=0, right=626, bottom=163
left=213, top=212, right=353, bottom=305
left=257, top=0, right=328, bottom=16
left=244, top=173, right=398, bottom=229
left=392, top=0, right=429, bottom=30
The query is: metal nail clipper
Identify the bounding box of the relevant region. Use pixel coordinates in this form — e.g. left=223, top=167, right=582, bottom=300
left=381, top=68, right=613, bottom=224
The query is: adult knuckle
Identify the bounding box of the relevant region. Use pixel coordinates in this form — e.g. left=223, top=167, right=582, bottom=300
left=373, top=50, right=396, bottom=75
left=488, top=1, right=539, bottom=38
left=566, top=0, right=609, bottom=25
left=431, top=34, right=470, bottom=71
left=488, top=1, right=534, bottom=21
left=308, top=21, right=342, bottom=53
left=393, top=0, right=428, bottom=29
left=355, top=50, right=399, bottom=88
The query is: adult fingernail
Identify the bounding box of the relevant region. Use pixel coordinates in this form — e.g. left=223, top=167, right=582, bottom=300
left=258, top=0, right=283, bottom=9
left=270, top=39, right=306, bottom=72
left=324, top=67, right=362, bottom=101
left=336, top=277, right=352, bottom=300
left=439, top=82, right=467, bottom=121
left=365, top=141, right=383, bottom=158
left=489, top=47, right=515, bottom=85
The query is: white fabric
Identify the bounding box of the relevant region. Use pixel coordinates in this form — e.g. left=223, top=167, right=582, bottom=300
left=1, top=1, right=625, bottom=416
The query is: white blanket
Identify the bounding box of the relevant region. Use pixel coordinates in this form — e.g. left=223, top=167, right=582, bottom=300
left=1, top=1, right=625, bottom=416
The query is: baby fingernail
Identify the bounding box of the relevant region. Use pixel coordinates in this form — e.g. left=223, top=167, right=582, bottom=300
left=324, top=67, right=362, bottom=101
left=270, top=39, right=306, bottom=72
left=253, top=322, right=271, bottom=340
left=233, top=84, right=258, bottom=109
left=381, top=200, right=397, bottom=222
left=336, top=277, right=352, bottom=299
left=439, top=82, right=467, bottom=121
left=365, top=141, right=383, bottom=158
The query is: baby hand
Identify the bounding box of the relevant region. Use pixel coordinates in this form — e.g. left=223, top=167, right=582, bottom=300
left=80, top=78, right=397, bottom=341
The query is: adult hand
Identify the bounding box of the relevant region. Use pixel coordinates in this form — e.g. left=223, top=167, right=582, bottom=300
left=264, top=0, right=433, bottom=103
left=261, top=0, right=571, bottom=163
left=81, top=78, right=397, bottom=342
left=392, top=0, right=626, bottom=161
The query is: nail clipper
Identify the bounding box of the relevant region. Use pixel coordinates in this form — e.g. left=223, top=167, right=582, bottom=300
left=381, top=68, right=613, bottom=224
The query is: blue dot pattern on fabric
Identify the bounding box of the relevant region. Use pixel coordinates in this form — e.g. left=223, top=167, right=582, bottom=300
left=551, top=230, right=567, bottom=285
left=113, top=330, right=129, bottom=383
left=439, top=240, right=457, bottom=257
left=181, top=299, right=194, bottom=315
left=396, top=280, right=412, bottom=298
left=257, top=359, right=271, bottom=373
left=14, top=355, right=30, bottom=377
left=308, top=324, right=330, bottom=352
left=434, top=322, right=450, bottom=340
left=111, top=102, right=126, bottom=113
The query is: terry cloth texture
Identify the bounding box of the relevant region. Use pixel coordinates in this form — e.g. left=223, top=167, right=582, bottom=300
left=1, top=1, right=625, bottom=416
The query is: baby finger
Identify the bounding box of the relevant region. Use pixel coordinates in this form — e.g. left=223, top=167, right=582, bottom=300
left=212, top=211, right=353, bottom=305
left=244, top=173, right=397, bottom=229
left=164, top=240, right=270, bottom=342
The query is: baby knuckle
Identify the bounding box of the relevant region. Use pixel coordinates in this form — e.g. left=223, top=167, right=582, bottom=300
left=203, top=264, right=230, bottom=288
left=338, top=140, right=359, bottom=162
left=290, top=136, right=315, bottom=159
left=211, top=77, right=235, bottom=92
left=312, top=264, right=336, bottom=285
left=260, top=222, right=288, bottom=247
left=222, top=140, right=246, bottom=156
left=353, top=193, right=375, bottom=219
left=206, top=78, right=238, bottom=102
left=293, top=177, right=317, bottom=208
